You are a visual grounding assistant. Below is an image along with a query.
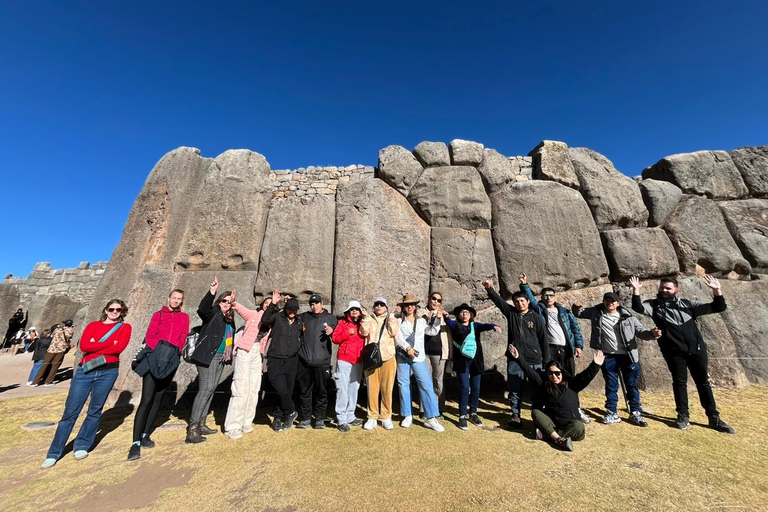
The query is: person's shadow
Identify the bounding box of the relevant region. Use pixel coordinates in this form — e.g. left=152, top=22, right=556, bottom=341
left=0, top=384, right=20, bottom=394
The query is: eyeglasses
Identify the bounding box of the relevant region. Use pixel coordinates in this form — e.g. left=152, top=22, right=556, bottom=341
left=430, top=297, right=442, bottom=303
left=547, top=371, right=562, bottom=377
left=373, top=302, right=386, bottom=308
left=542, top=294, right=555, bottom=298
left=220, top=299, right=232, bottom=304
left=107, top=307, right=123, bottom=313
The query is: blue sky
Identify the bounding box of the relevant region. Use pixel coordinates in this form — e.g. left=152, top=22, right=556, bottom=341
left=1, top=0, right=766, bottom=277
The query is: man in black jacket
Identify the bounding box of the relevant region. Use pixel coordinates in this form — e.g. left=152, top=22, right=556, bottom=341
left=296, top=294, right=338, bottom=429
left=262, top=289, right=304, bottom=432
left=630, top=275, right=734, bottom=434
left=483, top=279, right=548, bottom=429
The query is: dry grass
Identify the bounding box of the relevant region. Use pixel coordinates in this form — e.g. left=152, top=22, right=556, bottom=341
left=1, top=386, right=767, bottom=512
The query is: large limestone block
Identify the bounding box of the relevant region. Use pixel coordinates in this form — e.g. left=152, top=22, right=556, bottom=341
left=378, top=145, right=424, bottom=196
left=664, top=195, right=751, bottom=275
left=529, top=140, right=579, bottom=189
left=430, top=228, right=498, bottom=311
left=490, top=180, right=609, bottom=296
left=569, top=147, right=649, bottom=230
left=408, top=166, right=492, bottom=229
left=176, top=149, right=273, bottom=271
left=256, top=195, right=335, bottom=304
left=474, top=306, right=509, bottom=374
left=477, top=148, right=517, bottom=194
left=601, top=228, right=680, bottom=280
left=719, top=199, right=768, bottom=273
left=26, top=294, right=83, bottom=337
left=730, top=146, right=768, bottom=197
left=638, top=179, right=683, bottom=227
left=720, top=279, right=768, bottom=384
left=333, top=178, right=430, bottom=314
left=413, top=141, right=450, bottom=167
left=449, top=139, right=484, bottom=166
left=0, top=283, right=21, bottom=337
left=642, top=150, right=749, bottom=199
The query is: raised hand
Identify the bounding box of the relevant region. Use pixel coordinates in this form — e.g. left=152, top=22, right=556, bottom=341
left=231, top=288, right=237, bottom=304
left=519, top=273, right=527, bottom=285
left=493, top=325, right=502, bottom=333
left=271, top=289, right=281, bottom=304
left=703, top=274, right=721, bottom=291
left=593, top=350, right=605, bottom=366
left=508, top=344, right=519, bottom=359
left=629, top=276, right=642, bottom=293
left=361, top=307, right=370, bottom=318
left=482, top=279, right=493, bottom=289
left=652, top=327, right=662, bottom=338
left=210, top=277, right=219, bottom=295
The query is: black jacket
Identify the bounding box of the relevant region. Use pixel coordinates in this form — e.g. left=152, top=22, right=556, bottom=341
left=191, top=291, right=236, bottom=367
left=487, top=287, right=549, bottom=365
left=299, top=309, right=338, bottom=367
left=632, top=294, right=726, bottom=355
left=32, top=337, right=52, bottom=362
left=261, top=303, right=304, bottom=360
left=444, top=317, right=497, bottom=373
left=520, top=359, right=601, bottom=427
left=133, top=339, right=181, bottom=379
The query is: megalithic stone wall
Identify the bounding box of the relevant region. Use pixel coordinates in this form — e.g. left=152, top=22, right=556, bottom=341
left=7, top=140, right=765, bottom=401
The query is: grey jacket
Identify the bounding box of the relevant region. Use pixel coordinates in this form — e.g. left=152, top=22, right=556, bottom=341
left=571, top=304, right=656, bottom=363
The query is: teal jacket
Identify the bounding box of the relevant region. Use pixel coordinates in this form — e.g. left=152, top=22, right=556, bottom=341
left=520, top=283, right=584, bottom=352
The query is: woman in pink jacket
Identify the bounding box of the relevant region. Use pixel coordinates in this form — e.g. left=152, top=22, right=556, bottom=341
left=224, top=291, right=272, bottom=439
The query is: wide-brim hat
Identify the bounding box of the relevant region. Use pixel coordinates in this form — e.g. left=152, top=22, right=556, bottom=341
left=345, top=300, right=363, bottom=313
left=453, top=303, right=477, bottom=317
left=397, top=294, right=420, bottom=307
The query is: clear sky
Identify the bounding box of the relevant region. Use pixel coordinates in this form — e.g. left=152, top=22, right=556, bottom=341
left=1, top=0, right=766, bottom=277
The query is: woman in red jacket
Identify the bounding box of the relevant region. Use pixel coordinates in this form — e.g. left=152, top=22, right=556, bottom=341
left=332, top=300, right=366, bottom=432
left=128, top=289, right=190, bottom=461
left=41, top=299, right=132, bottom=469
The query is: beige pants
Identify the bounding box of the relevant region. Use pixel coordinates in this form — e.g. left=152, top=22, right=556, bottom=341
left=224, top=347, right=263, bottom=433
left=365, top=357, right=397, bottom=420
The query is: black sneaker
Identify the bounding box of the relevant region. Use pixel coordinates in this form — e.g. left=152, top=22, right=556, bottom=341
left=349, top=418, right=363, bottom=427
left=140, top=436, right=155, bottom=449
left=272, top=417, right=284, bottom=432
left=127, top=444, right=141, bottom=461
left=313, top=420, right=326, bottom=430
left=458, top=416, right=469, bottom=430
left=469, top=414, right=483, bottom=427
left=628, top=411, right=649, bottom=427
left=507, top=413, right=522, bottom=429
left=296, top=419, right=312, bottom=429
left=675, top=414, right=690, bottom=430
left=555, top=437, right=574, bottom=452
left=709, top=417, right=735, bottom=434
left=338, top=423, right=350, bottom=433
left=284, top=411, right=298, bottom=430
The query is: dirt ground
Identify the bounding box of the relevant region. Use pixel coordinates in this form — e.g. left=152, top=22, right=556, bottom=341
left=1, top=355, right=766, bottom=511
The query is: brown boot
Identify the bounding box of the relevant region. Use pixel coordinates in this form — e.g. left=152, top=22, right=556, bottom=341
left=199, top=421, right=218, bottom=435
left=185, top=422, right=206, bottom=444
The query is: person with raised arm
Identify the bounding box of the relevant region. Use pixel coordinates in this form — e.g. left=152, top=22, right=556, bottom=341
left=359, top=297, right=399, bottom=430
left=629, top=275, right=735, bottom=434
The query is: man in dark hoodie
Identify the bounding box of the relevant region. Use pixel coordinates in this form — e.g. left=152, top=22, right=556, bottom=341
left=296, top=294, right=338, bottom=429
left=483, top=279, right=548, bottom=429
left=630, top=275, right=735, bottom=434
left=572, top=292, right=660, bottom=427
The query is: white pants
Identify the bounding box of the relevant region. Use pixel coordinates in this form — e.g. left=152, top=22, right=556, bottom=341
left=335, top=360, right=363, bottom=425
left=224, top=347, right=263, bottom=433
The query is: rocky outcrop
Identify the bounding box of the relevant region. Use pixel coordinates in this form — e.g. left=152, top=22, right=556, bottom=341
left=414, top=141, right=450, bottom=167
left=730, top=146, right=768, bottom=197
left=408, top=166, right=492, bottom=229
left=601, top=228, right=680, bottom=280
left=529, top=140, right=579, bottom=189
left=568, top=147, right=649, bottom=230
left=449, top=139, right=484, bottom=166
left=638, top=179, right=683, bottom=227
left=719, top=199, right=768, bottom=273
left=642, top=150, right=749, bottom=199
left=664, top=195, right=751, bottom=276
left=378, top=145, right=424, bottom=196
left=477, top=148, right=518, bottom=193
left=720, top=279, right=768, bottom=384
left=490, top=180, right=609, bottom=295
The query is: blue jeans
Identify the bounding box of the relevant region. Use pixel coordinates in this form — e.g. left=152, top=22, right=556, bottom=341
left=46, top=365, right=119, bottom=460
left=28, top=360, right=44, bottom=382
left=507, top=360, right=542, bottom=415
left=602, top=353, right=641, bottom=414
left=456, top=359, right=481, bottom=417
left=397, top=359, right=439, bottom=419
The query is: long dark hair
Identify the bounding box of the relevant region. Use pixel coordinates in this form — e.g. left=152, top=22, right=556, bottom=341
left=544, top=360, right=571, bottom=394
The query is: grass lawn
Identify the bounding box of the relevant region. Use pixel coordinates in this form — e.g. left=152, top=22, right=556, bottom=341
left=1, top=385, right=766, bottom=511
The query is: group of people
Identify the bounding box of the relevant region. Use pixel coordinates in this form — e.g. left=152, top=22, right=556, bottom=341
left=38, top=271, right=735, bottom=468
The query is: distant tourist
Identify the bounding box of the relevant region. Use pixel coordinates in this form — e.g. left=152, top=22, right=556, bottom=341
left=359, top=297, right=399, bottom=430
left=32, top=320, right=75, bottom=386
left=128, top=289, right=189, bottom=461
left=41, top=299, right=132, bottom=469
left=3, top=308, right=27, bottom=348
left=332, top=300, right=365, bottom=432
left=24, top=327, right=38, bottom=353
left=631, top=275, right=735, bottom=434
left=26, top=328, right=52, bottom=386
left=10, top=329, right=26, bottom=356
left=509, top=344, right=604, bottom=451
left=186, top=277, right=236, bottom=443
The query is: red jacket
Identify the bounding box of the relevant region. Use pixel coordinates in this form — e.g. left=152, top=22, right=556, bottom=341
left=79, top=321, right=133, bottom=365
left=145, top=307, right=190, bottom=352
left=332, top=316, right=365, bottom=365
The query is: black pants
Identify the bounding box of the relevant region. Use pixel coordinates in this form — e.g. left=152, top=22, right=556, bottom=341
left=268, top=356, right=298, bottom=418
left=548, top=345, right=576, bottom=376
left=133, top=370, right=176, bottom=442
left=296, top=359, right=330, bottom=421
left=662, top=349, right=719, bottom=419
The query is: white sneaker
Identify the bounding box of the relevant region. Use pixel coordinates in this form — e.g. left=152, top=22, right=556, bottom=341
left=400, top=415, right=413, bottom=428
left=242, top=426, right=254, bottom=434
left=363, top=419, right=377, bottom=430
left=424, top=417, right=445, bottom=432
left=382, top=418, right=394, bottom=430
left=25, top=381, right=33, bottom=386
left=225, top=429, right=243, bottom=440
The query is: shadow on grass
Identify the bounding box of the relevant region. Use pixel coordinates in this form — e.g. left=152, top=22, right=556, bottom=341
left=0, top=384, right=20, bottom=394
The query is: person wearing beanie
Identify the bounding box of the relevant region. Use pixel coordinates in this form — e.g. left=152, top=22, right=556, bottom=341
left=260, top=289, right=304, bottom=432
left=572, top=291, right=661, bottom=427
left=359, top=296, right=399, bottom=430
left=332, top=300, right=366, bottom=432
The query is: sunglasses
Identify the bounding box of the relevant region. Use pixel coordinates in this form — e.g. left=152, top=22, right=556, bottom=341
left=373, top=302, right=386, bottom=308
left=542, top=294, right=555, bottom=298
left=220, top=299, right=232, bottom=304
left=547, top=371, right=562, bottom=376
left=107, top=307, right=123, bottom=313
left=430, top=297, right=442, bottom=303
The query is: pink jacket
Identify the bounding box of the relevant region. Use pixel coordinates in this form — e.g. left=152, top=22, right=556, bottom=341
left=232, top=303, right=269, bottom=352
left=145, top=307, right=190, bottom=352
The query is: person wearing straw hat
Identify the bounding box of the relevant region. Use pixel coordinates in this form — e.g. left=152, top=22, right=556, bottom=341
left=394, top=294, right=445, bottom=432
left=332, top=300, right=366, bottom=432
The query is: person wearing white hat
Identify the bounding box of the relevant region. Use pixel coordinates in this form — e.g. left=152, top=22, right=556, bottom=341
left=331, top=300, right=366, bottom=432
